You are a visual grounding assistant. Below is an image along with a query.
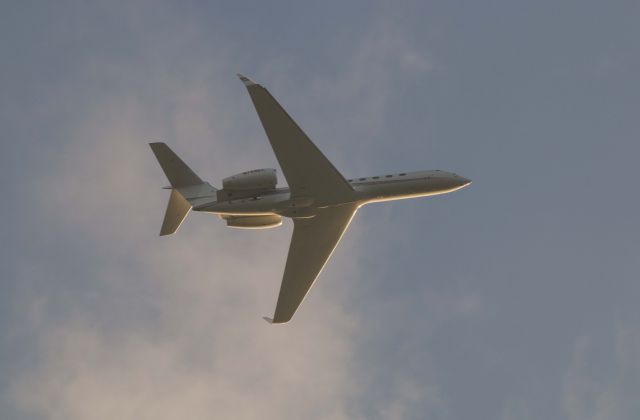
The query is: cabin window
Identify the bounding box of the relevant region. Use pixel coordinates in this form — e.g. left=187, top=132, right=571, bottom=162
left=373, top=176, right=379, bottom=179
left=385, top=175, right=392, bottom=178
left=399, top=173, right=406, bottom=176
left=359, top=178, right=366, bottom=181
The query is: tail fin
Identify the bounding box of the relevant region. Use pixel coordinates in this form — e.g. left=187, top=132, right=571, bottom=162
left=160, top=189, right=191, bottom=236
left=149, top=142, right=213, bottom=236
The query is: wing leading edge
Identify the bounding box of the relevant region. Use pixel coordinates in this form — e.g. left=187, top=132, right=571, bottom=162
left=265, top=204, right=359, bottom=324
left=238, top=74, right=358, bottom=323
left=238, top=74, right=353, bottom=203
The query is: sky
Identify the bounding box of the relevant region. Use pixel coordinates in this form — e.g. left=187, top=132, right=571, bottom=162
left=1, top=1, right=639, bottom=419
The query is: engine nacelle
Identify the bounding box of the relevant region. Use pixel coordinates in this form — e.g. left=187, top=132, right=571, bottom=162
left=224, top=214, right=283, bottom=229
left=222, top=168, right=277, bottom=192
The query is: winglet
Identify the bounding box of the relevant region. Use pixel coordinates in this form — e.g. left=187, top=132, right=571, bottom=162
left=237, top=73, right=257, bottom=87
left=262, top=316, right=274, bottom=324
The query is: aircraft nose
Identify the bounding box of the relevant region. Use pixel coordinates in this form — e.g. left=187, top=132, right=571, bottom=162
left=452, top=174, right=471, bottom=187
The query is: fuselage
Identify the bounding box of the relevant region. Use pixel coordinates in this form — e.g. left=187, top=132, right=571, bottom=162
left=151, top=74, right=473, bottom=323
left=193, top=170, right=471, bottom=217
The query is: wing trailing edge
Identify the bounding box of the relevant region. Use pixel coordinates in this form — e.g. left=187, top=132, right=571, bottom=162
left=237, top=74, right=354, bottom=204
left=268, top=204, right=359, bottom=324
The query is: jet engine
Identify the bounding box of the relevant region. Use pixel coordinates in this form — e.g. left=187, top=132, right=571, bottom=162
left=223, top=214, right=282, bottom=229
left=218, top=168, right=277, bottom=201
left=222, top=168, right=277, bottom=191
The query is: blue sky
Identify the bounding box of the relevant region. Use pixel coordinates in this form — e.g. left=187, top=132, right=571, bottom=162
left=1, top=1, right=639, bottom=419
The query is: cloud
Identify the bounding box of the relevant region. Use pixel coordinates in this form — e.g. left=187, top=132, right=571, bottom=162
left=563, top=324, right=640, bottom=420
left=5, top=4, right=446, bottom=420
left=9, top=67, right=363, bottom=419
left=307, top=17, right=435, bottom=146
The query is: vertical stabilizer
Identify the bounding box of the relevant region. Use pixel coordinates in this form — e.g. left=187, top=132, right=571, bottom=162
left=160, top=189, right=192, bottom=236
left=149, top=142, right=213, bottom=236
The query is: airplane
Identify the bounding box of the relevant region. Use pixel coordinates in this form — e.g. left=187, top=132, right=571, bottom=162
left=150, top=74, right=471, bottom=324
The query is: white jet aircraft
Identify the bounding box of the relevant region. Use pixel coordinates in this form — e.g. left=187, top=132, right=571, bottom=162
left=150, top=74, right=471, bottom=324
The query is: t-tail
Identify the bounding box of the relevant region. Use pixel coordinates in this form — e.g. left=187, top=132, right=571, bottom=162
left=149, top=142, right=216, bottom=236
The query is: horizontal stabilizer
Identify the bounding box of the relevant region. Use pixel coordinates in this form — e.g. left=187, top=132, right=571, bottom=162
left=149, top=142, right=203, bottom=188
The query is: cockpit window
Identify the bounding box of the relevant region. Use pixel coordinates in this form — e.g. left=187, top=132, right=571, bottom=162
left=399, top=173, right=406, bottom=176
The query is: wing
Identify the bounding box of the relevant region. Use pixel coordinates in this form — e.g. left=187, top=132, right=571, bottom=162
left=265, top=204, right=359, bottom=324
left=238, top=74, right=353, bottom=202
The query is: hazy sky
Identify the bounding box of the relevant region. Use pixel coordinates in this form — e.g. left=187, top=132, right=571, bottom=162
left=1, top=1, right=639, bottom=419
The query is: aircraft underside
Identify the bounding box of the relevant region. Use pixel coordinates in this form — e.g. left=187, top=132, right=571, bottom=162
left=149, top=74, right=471, bottom=323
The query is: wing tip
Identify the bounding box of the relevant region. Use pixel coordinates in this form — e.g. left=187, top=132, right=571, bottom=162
left=237, top=73, right=257, bottom=87
left=262, top=316, right=290, bottom=325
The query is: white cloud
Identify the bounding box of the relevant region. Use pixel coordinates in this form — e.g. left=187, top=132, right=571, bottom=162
left=563, top=324, right=640, bottom=420
left=10, top=65, right=365, bottom=418
left=5, top=4, right=453, bottom=420
left=310, top=18, right=434, bottom=129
